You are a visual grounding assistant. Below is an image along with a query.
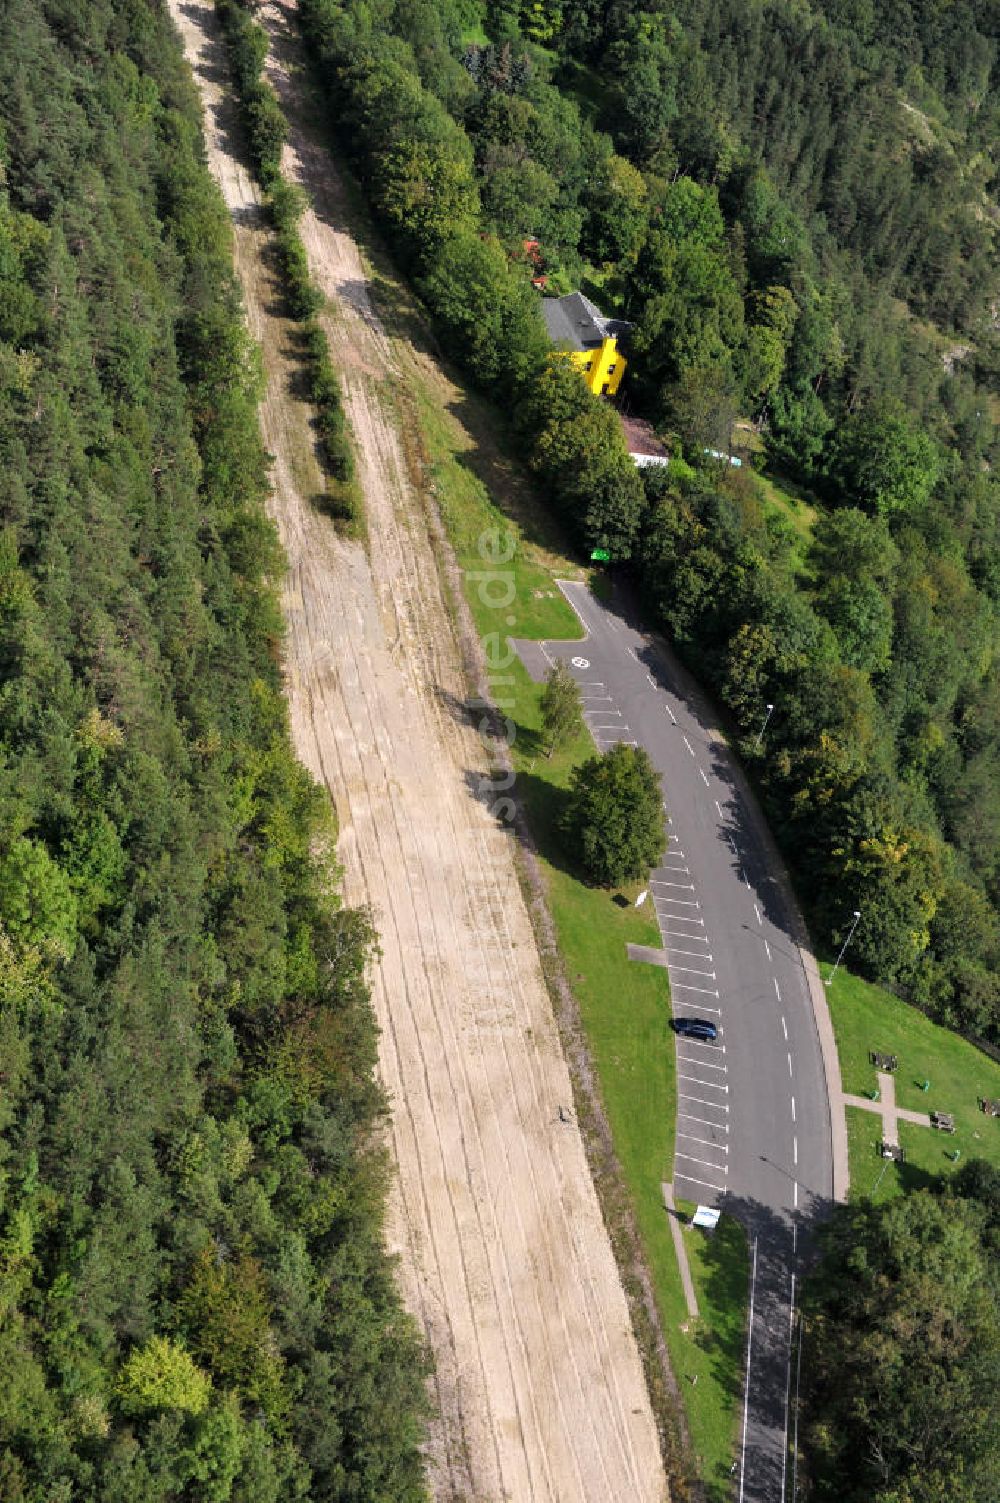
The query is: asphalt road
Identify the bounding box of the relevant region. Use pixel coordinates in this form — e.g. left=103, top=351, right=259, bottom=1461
left=517, top=579, right=835, bottom=1503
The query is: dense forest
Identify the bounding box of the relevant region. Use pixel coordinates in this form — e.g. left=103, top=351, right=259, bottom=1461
left=0, top=0, right=428, bottom=1497
left=803, top=1161, right=1000, bottom=1501
left=296, top=0, right=1000, bottom=1060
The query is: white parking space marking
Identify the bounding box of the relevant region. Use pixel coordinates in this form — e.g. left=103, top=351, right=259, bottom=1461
left=682, top=735, right=696, bottom=756
left=676, top=1151, right=728, bottom=1174
left=666, top=706, right=677, bottom=724
left=677, top=1132, right=729, bottom=1154
left=699, top=767, right=710, bottom=786
left=679, top=1092, right=729, bottom=1112
left=677, top=1073, right=729, bottom=1093
left=715, top=800, right=725, bottom=817
left=774, top=977, right=782, bottom=1000
left=677, top=1036, right=724, bottom=1052
left=675, top=1171, right=728, bottom=1194
left=679, top=1111, right=730, bottom=1133
left=668, top=965, right=716, bottom=978
left=677, top=1055, right=727, bottom=1074
left=664, top=947, right=713, bottom=961
left=654, top=896, right=701, bottom=909
left=671, top=982, right=720, bottom=996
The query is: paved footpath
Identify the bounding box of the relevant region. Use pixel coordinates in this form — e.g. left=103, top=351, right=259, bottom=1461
left=844, top=1071, right=931, bottom=1147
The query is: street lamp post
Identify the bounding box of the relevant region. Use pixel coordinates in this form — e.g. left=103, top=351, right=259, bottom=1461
left=825, top=909, right=862, bottom=987
left=754, top=702, right=775, bottom=750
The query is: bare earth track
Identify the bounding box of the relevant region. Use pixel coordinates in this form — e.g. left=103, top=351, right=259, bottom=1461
left=167, top=3, right=667, bottom=1498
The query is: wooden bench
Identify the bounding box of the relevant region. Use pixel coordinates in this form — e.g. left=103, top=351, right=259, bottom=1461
left=880, top=1142, right=904, bottom=1162
left=930, top=1111, right=955, bottom=1133
left=980, top=1098, right=1000, bottom=1118
left=870, top=1050, right=898, bottom=1072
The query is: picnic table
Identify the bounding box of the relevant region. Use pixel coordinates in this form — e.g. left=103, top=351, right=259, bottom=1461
left=930, top=1111, right=955, bottom=1133
left=980, top=1098, right=1000, bottom=1118
left=880, top=1142, right=905, bottom=1162
left=870, top=1050, right=898, bottom=1071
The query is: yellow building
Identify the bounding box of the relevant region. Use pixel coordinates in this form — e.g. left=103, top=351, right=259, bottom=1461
left=541, top=291, right=631, bottom=396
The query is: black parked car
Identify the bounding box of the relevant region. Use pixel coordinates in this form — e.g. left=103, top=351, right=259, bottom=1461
left=671, top=1017, right=719, bottom=1042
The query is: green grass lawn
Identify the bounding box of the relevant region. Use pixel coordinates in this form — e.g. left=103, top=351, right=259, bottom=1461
left=405, top=358, right=747, bottom=1493
left=753, top=471, right=818, bottom=573
left=671, top=1204, right=749, bottom=1499
left=827, top=964, right=1000, bottom=1199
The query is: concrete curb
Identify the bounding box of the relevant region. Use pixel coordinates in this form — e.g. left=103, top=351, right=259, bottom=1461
left=798, top=948, right=850, bottom=1202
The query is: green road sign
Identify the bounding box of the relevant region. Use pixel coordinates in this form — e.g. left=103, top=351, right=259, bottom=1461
left=590, top=548, right=611, bottom=562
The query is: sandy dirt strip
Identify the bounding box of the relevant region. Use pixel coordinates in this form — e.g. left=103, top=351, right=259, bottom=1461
left=167, top=2, right=667, bottom=1498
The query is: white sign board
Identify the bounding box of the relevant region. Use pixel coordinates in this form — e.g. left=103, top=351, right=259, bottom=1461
left=635, top=889, right=648, bottom=907
left=692, top=1205, right=721, bottom=1231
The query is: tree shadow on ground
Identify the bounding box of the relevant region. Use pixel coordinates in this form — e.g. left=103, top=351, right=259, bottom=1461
left=691, top=1194, right=802, bottom=1502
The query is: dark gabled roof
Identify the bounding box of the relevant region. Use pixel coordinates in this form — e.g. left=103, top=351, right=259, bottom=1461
left=541, top=291, right=632, bottom=352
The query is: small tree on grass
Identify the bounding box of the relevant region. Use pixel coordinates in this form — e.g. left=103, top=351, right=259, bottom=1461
left=560, top=743, right=665, bottom=886
left=539, top=661, right=582, bottom=756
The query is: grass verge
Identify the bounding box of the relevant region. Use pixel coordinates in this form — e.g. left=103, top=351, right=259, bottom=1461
left=752, top=471, right=818, bottom=572
left=827, top=964, right=1000, bottom=1199
left=405, top=352, right=747, bottom=1495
